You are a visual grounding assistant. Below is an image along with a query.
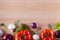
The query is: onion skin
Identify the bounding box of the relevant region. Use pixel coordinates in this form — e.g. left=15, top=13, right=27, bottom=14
left=2, top=34, right=13, bottom=40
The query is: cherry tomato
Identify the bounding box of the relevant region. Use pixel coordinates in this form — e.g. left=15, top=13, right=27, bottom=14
left=40, top=29, right=54, bottom=40
left=15, top=30, right=32, bottom=40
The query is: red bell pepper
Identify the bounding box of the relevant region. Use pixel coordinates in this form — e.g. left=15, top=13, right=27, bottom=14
left=40, top=29, right=54, bottom=40
left=15, top=30, right=32, bottom=40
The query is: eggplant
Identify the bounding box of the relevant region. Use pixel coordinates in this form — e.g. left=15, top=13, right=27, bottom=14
left=55, top=30, right=60, bottom=38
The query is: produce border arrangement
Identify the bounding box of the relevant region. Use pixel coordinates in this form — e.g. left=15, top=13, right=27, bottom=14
left=0, top=20, right=60, bottom=40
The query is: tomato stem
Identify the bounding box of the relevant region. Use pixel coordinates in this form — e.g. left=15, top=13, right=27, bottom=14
left=45, top=34, right=49, bottom=37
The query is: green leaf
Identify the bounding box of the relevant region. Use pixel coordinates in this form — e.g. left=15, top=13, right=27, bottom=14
left=14, top=24, right=30, bottom=34
left=14, top=20, right=20, bottom=25
left=21, top=24, right=29, bottom=30
left=29, top=30, right=35, bottom=35
left=55, top=22, right=60, bottom=29
left=14, top=26, right=22, bottom=33
left=48, top=24, right=52, bottom=30
left=55, top=27, right=60, bottom=31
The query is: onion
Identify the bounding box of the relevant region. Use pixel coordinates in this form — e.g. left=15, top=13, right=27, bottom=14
left=0, top=29, right=3, bottom=37
left=31, top=22, right=38, bottom=29
left=2, top=34, right=13, bottom=40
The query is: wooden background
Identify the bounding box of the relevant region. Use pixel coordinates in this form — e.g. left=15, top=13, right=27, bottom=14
left=0, top=0, right=60, bottom=34
left=0, top=0, right=60, bottom=18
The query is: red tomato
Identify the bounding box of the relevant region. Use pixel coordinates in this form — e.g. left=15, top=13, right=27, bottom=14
left=40, top=29, right=54, bottom=40
left=15, top=30, right=32, bottom=40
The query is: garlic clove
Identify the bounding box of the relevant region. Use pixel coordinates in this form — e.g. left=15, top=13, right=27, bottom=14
left=7, top=24, right=16, bottom=30
left=0, top=29, right=3, bottom=37
left=33, top=34, right=40, bottom=40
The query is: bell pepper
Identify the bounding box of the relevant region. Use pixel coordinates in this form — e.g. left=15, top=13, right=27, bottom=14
left=15, top=30, right=32, bottom=40
left=40, top=29, right=54, bottom=40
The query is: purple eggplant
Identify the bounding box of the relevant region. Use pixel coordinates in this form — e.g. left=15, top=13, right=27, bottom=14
left=55, top=30, right=60, bottom=38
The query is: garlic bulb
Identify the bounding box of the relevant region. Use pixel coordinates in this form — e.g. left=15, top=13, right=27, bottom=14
left=0, top=29, right=3, bottom=37
left=7, top=24, right=16, bottom=30
left=33, top=34, right=40, bottom=40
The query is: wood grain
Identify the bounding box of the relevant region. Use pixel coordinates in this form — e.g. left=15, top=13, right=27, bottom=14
left=0, top=0, right=60, bottom=18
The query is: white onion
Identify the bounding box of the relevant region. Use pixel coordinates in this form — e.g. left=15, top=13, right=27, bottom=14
left=33, top=34, right=40, bottom=40
left=7, top=24, right=16, bottom=30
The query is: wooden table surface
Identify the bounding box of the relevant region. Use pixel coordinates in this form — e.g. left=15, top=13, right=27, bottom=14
left=0, top=0, right=60, bottom=18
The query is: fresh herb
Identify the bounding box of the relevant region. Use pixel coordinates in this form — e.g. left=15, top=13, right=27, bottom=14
left=21, top=24, right=35, bottom=35
left=29, top=30, right=35, bottom=35
left=48, top=24, right=52, bottom=30
left=14, top=24, right=28, bottom=33
left=14, top=20, right=20, bottom=26
left=14, top=25, right=22, bottom=34
left=21, top=24, right=29, bottom=30
left=37, top=27, right=41, bottom=31
left=14, top=23, right=35, bottom=35
left=55, top=22, right=60, bottom=30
